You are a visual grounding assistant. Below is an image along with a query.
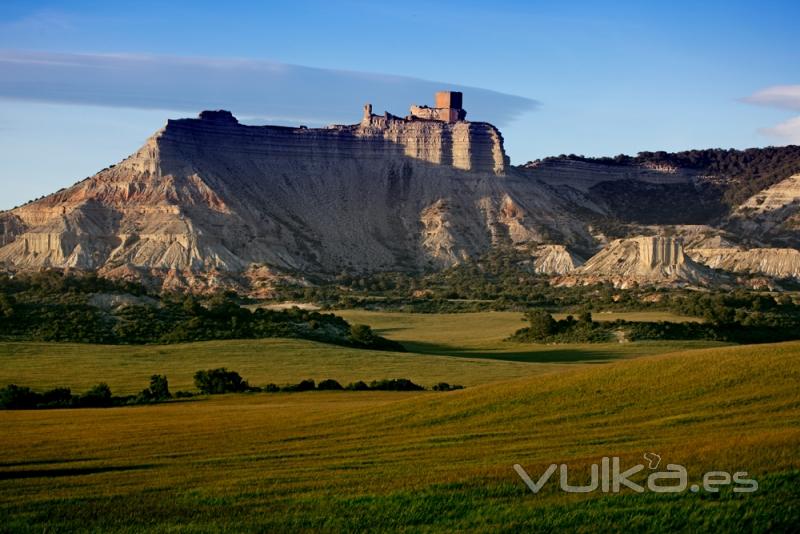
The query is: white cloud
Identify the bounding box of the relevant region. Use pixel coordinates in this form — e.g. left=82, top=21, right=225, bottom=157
left=760, top=115, right=800, bottom=144
left=742, top=85, right=800, bottom=111
left=0, top=50, right=538, bottom=127
left=743, top=85, right=800, bottom=144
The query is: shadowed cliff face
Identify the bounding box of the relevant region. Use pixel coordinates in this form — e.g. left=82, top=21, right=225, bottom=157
left=0, top=111, right=596, bottom=291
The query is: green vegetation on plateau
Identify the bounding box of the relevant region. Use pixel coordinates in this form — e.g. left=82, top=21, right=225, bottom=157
left=537, top=144, right=800, bottom=207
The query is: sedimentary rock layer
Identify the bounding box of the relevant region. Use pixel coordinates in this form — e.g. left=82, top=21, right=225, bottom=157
left=555, top=236, right=713, bottom=288
left=0, top=110, right=592, bottom=290
left=688, top=247, right=800, bottom=280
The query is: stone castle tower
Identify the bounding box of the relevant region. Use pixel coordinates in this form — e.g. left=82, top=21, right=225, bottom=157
left=408, top=91, right=467, bottom=123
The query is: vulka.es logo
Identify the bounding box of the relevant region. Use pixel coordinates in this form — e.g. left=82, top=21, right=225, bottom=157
left=513, top=454, right=758, bottom=494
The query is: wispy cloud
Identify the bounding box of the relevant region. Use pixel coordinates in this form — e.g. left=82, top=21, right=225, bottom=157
left=0, top=50, right=538, bottom=127
left=742, top=85, right=800, bottom=112
left=742, top=84, right=800, bottom=144
left=760, top=116, right=800, bottom=144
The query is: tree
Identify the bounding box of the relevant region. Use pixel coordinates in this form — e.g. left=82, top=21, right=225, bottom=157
left=317, top=379, right=343, bottom=391
left=0, top=385, right=40, bottom=409
left=193, top=368, right=249, bottom=394
left=79, top=383, right=113, bottom=407
left=281, top=379, right=316, bottom=392
left=524, top=309, right=557, bottom=339
left=349, top=324, right=376, bottom=345
left=346, top=380, right=370, bottom=391
left=147, top=375, right=171, bottom=400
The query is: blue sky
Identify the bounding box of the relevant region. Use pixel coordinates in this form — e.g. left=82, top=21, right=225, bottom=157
left=1, top=0, right=799, bottom=209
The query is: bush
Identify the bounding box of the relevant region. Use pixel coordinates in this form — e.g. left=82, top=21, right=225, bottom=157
left=0, top=384, right=41, bottom=409
left=78, top=383, right=113, bottom=407
left=281, top=379, right=315, bottom=392
left=138, top=374, right=171, bottom=401
left=346, top=380, right=370, bottom=391
left=524, top=309, right=557, bottom=339
left=194, top=368, right=250, bottom=395
left=369, top=378, right=424, bottom=391
left=317, top=379, right=344, bottom=390
left=349, top=324, right=377, bottom=344
left=264, top=383, right=280, bottom=393
left=39, top=387, right=73, bottom=407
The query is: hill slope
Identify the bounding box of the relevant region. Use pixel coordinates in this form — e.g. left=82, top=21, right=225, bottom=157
left=1, top=341, right=798, bottom=530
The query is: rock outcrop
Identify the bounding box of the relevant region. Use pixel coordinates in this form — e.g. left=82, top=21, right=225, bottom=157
left=729, top=173, right=800, bottom=248
left=555, top=236, right=713, bottom=288
left=688, top=247, right=800, bottom=280
left=526, top=245, right=584, bottom=275
left=2, top=101, right=798, bottom=293
left=0, top=108, right=595, bottom=291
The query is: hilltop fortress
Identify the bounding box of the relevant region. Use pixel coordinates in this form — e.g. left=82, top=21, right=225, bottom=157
left=358, top=91, right=507, bottom=174
left=156, top=91, right=509, bottom=177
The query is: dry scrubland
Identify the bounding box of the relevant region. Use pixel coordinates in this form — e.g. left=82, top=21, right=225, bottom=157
left=0, top=311, right=796, bottom=531
left=0, top=342, right=798, bottom=531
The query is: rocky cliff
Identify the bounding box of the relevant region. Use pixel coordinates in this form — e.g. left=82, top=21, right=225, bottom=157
left=687, top=247, right=800, bottom=280
left=2, top=107, right=799, bottom=292
left=0, top=110, right=594, bottom=291
left=554, top=236, right=713, bottom=288
left=728, top=173, right=800, bottom=248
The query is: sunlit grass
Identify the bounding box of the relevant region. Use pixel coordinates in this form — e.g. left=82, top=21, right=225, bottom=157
left=0, top=310, right=725, bottom=394
left=337, top=309, right=724, bottom=361
left=0, top=339, right=551, bottom=394
left=1, top=341, right=798, bottom=530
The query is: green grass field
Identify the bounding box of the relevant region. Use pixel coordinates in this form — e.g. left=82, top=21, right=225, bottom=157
left=0, top=311, right=795, bottom=531
left=337, top=309, right=722, bottom=362
left=1, top=341, right=798, bottom=531
left=0, top=311, right=724, bottom=393
left=0, top=339, right=549, bottom=394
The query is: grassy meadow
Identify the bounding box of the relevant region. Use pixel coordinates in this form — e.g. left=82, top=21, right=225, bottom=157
left=1, top=341, right=799, bottom=531
left=0, top=310, right=725, bottom=393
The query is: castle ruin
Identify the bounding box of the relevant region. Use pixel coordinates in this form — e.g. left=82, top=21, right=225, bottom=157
left=358, top=91, right=506, bottom=175
left=362, top=91, right=468, bottom=124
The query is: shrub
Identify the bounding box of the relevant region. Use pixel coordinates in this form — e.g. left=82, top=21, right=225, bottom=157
left=317, top=379, right=344, bottom=390
left=369, top=378, right=424, bottom=391
left=349, top=324, right=377, bottom=344
left=346, top=380, right=370, bottom=391
left=281, top=379, right=315, bottom=392
left=264, top=383, right=280, bottom=393
left=194, top=368, right=249, bottom=395
left=146, top=374, right=171, bottom=400
left=524, top=309, right=557, bottom=339
left=39, top=387, right=73, bottom=407
left=0, top=384, right=41, bottom=409
left=78, top=383, right=113, bottom=407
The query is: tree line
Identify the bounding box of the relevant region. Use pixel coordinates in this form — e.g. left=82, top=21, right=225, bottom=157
left=0, top=369, right=463, bottom=409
